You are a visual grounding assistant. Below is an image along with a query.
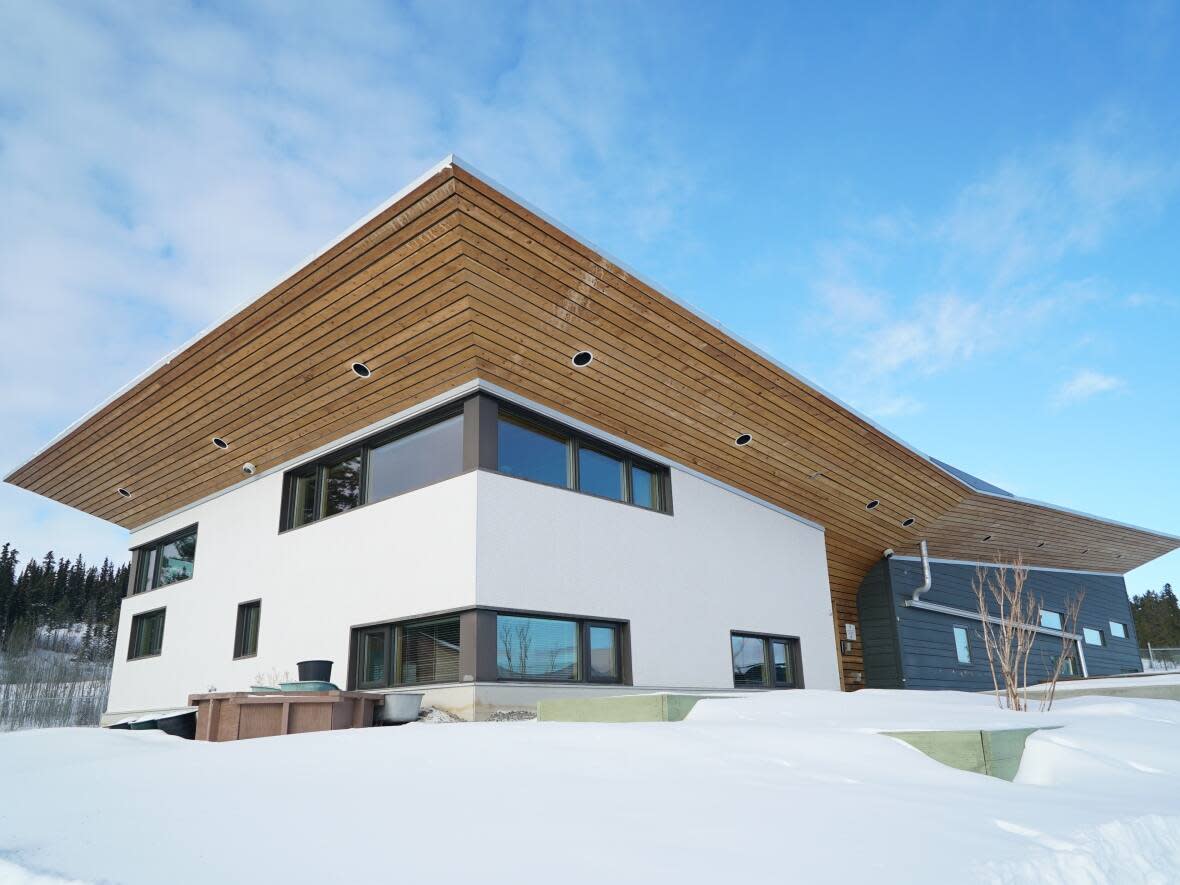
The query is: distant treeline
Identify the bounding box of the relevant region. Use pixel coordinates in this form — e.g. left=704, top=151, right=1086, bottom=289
left=1132, top=584, right=1180, bottom=648
left=0, top=543, right=128, bottom=658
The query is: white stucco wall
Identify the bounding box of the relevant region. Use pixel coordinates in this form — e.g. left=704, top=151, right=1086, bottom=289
left=107, top=471, right=479, bottom=714
left=107, top=422, right=839, bottom=716
left=475, top=470, right=840, bottom=691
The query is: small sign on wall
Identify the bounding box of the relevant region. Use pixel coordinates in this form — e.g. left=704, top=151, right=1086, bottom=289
left=844, top=623, right=857, bottom=641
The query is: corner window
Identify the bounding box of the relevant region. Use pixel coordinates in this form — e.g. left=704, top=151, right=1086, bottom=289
left=233, top=601, right=261, bottom=659
left=1083, top=627, right=1105, bottom=647
left=132, top=526, right=197, bottom=594
left=731, top=633, right=801, bottom=689
left=281, top=407, right=464, bottom=531
left=495, top=613, right=622, bottom=684
left=953, top=625, right=971, bottom=664
left=495, top=407, right=670, bottom=512
left=352, top=615, right=462, bottom=690
left=128, top=608, right=166, bottom=659
left=1109, top=621, right=1127, bottom=639
left=1039, top=609, right=1063, bottom=631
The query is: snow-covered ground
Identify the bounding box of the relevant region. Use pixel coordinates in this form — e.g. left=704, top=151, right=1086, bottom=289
left=1, top=689, right=1178, bottom=884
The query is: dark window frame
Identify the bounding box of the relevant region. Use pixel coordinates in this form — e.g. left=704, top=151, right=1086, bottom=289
left=129, top=524, right=198, bottom=596
left=729, top=630, right=804, bottom=690
left=128, top=607, right=166, bottom=660
left=494, top=401, right=672, bottom=514
left=1083, top=626, right=1106, bottom=647
left=279, top=402, right=467, bottom=532
left=346, top=606, right=631, bottom=690
left=1109, top=620, right=1128, bottom=640
left=233, top=599, right=261, bottom=660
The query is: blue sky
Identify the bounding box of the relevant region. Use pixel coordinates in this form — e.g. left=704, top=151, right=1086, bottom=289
left=1, top=1, right=1177, bottom=597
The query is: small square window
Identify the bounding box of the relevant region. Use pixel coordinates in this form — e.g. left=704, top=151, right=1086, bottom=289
left=953, top=626, right=971, bottom=664
left=1083, top=627, right=1105, bottom=647
left=1109, top=621, right=1127, bottom=639
left=1039, top=609, right=1063, bottom=631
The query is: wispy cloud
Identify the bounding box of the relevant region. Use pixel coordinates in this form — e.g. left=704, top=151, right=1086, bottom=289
left=1053, top=369, right=1126, bottom=408
left=0, top=1, right=694, bottom=563
left=801, top=115, right=1176, bottom=419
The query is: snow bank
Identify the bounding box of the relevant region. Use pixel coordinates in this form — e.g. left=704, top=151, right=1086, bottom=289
left=1, top=689, right=1177, bottom=884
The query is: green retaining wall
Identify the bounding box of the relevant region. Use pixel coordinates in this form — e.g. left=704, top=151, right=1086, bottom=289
left=885, top=727, right=1054, bottom=781
left=537, top=693, right=720, bottom=723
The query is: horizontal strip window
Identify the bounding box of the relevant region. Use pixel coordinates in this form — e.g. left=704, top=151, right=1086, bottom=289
left=131, top=525, right=198, bottom=595
left=128, top=608, right=166, bottom=660
left=495, top=406, right=671, bottom=513
left=349, top=607, right=629, bottom=690
left=730, top=632, right=802, bottom=689
left=280, top=405, right=465, bottom=531
left=496, top=613, right=623, bottom=684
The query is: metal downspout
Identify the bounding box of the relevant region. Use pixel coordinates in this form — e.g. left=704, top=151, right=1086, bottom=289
left=910, top=540, right=932, bottom=602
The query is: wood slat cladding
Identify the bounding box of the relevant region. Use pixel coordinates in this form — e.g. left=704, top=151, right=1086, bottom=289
left=7, top=159, right=1177, bottom=690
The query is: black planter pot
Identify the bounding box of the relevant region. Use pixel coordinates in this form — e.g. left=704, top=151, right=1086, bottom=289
left=297, top=659, right=333, bottom=682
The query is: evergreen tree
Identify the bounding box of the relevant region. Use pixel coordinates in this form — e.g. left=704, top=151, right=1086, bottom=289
left=1132, top=584, right=1180, bottom=648
left=0, top=543, right=128, bottom=659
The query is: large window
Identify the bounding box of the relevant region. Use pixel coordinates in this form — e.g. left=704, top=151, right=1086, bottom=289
left=495, top=408, right=669, bottom=512
left=233, top=601, right=261, bottom=659
left=367, top=414, right=463, bottom=503
left=731, top=633, right=801, bottom=689
left=353, top=616, right=462, bottom=689
left=282, top=407, right=464, bottom=531
left=128, top=608, right=166, bottom=660
left=496, top=613, right=622, bottom=683
left=132, top=526, right=197, bottom=594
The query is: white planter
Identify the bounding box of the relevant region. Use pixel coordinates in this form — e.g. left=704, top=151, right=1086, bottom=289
left=377, top=692, right=424, bottom=724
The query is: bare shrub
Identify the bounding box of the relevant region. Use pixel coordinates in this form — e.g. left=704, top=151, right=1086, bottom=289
left=973, top=555, right=1084, bottom=712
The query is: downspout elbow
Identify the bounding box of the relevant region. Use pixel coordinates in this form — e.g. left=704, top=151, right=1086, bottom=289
left=910, top=540, right=932, bottom=602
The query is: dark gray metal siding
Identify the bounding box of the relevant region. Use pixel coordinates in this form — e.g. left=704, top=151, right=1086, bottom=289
left=858, top=558, right=1141, bottom=691
left=856, top=561, right=904, bottom=689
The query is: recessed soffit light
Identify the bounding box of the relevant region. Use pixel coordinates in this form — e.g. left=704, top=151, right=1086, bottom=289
left=735, top=433, right=753, bottom=447
left=571, top=350, right=593, bottom=368
left=212, top=437, right=229, bottom=450
left=901, top=517, right=915, bottom=527
left=351, top=362, right=371, bottom=378
left=117, top=487, right=132, bottom=498
left=865, top=499, right=880, bottom=510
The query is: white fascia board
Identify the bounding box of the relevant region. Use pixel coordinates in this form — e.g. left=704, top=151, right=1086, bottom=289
left=129, top=378, right=824, bottom=536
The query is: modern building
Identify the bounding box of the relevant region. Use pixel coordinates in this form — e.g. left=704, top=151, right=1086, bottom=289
left=6, top=157, right=1177, bottom=721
